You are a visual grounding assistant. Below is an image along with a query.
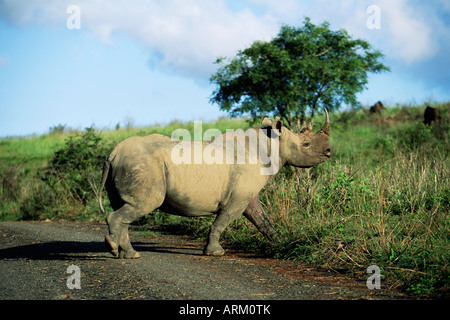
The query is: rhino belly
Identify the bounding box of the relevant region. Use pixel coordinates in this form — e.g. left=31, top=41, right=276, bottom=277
left=160, top=163, right=233, bottom=217
left=159, top=192, right=221, bottom=217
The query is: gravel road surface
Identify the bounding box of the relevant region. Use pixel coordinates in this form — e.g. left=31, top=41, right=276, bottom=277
left=0, top=221, right=408, bottom=302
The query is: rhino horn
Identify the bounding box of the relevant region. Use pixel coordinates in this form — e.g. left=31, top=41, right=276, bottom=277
left=319, top=108, right=330, bottom=135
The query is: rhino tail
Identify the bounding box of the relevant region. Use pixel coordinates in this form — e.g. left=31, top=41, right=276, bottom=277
left=98, top=157, right=111, bottom=215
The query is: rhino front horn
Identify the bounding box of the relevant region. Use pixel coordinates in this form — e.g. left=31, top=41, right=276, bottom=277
left=320, top=108, right=330, bottom=135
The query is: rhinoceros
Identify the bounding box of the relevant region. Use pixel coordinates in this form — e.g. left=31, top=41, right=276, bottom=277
left=423, top=106, right=441, bottom=126
left=98, top=112, right=331, bottom=258
left=369, top=101, right=385, bottom=114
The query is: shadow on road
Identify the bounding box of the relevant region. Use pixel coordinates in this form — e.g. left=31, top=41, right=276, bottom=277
left=133, top=242, right=204, bottom=257
left=0, top=241, right=108, bottom=261
left=0, top=240, right=205, bottom=261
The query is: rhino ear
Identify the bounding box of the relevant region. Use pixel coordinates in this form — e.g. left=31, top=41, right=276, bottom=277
left=261, top=116, right=272, bottom=128
left=275, top=116, right=283, bottom=133
left=300, top=122, right=313, bottom=133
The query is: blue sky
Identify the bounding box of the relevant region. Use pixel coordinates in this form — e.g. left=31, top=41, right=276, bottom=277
left=0, top=0, right=449, bottom=137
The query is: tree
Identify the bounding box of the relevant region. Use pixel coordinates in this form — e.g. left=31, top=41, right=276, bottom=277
left=210, top=18, right=390, bottom=130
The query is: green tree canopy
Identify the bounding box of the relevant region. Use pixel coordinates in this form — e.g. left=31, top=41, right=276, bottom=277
left=210, top=18, right=390, bottom=130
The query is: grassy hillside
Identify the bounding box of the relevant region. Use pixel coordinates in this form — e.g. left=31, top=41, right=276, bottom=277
left=0, top=102, right=448, bottom=295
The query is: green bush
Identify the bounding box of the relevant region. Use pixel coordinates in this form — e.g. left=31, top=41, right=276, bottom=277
left=396, top=122, right=436, bottom=151
left=41, top=127, right=113, bottom=204
left=0, top=165, right=21, bottom=202
left=316, top=169, right=369, bottom=213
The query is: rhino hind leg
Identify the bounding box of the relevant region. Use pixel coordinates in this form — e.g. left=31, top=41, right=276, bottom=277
left=106, top=191, right=164, bottom=259
left=105, top=204, right=143, bottom=259
left=104, top=161, right=166, bottom=259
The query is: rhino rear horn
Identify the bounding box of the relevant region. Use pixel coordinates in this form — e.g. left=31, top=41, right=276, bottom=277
left=319, top=108, right=330, bottom=135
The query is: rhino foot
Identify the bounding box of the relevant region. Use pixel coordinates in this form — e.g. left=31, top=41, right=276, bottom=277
left=203, top=244, right=225, bottom=256
left=119, top=249, right=141, bottom=259
left=105, top=235, right=119, bottom=257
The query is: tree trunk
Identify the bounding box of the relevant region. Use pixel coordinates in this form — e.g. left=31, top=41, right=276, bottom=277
left=311, top=106, right=316, bottom=120
left=294, top=111, right=301, bottom=132
left=300, top=107, right=306, bottom=129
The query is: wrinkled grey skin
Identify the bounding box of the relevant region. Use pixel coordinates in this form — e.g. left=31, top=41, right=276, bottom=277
left=98, top=113, right=331, bottom=258
left=243, top=195, right=281, bottom=242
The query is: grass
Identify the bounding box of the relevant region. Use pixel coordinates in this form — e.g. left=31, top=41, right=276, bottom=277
left=262, top=154, right=448, bottom=293
left=0, top=103, right=449, bottom=296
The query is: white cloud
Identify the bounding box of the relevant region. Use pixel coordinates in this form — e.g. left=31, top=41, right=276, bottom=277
left=0, top=0, right=278, bottom=77
left=246, top=0, right=442, bottom=64
left=246, top=0, right=309, bottom=21
left=119, top=0, right=278, bottom=77
left=0, top=0, right=448, bottom=83
left=377, top=0, right=435, bottom=64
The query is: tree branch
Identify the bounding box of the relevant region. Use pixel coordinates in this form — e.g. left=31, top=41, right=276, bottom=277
left=314, top=47, right=332, bottom=57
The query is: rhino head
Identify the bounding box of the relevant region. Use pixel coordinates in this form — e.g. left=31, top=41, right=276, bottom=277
left=263, top=110, right=331, bottom=169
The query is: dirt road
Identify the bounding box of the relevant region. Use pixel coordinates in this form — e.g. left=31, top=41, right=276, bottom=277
left=0, top=221, right=408, bottom=302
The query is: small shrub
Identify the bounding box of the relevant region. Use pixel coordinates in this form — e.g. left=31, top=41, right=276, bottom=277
left=41, top=127, right=113, bottom=205
left=316, top=169, right=369, bottom=213
left=0, top=165, right=22, bottom=202
left=396, top=122, right=436, bottom=151
left=49, top=124, right=66, bottom=135
left=374, top=135, right=394, bottom=154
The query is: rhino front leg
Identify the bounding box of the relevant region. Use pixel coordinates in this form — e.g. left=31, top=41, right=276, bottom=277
left=243, top=195, right=284, bottom=243
left=204, top=207, right=243, bottom=256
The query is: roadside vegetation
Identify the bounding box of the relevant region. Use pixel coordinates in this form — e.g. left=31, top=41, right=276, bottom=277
left=0, top=102, right=448, bottom=296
